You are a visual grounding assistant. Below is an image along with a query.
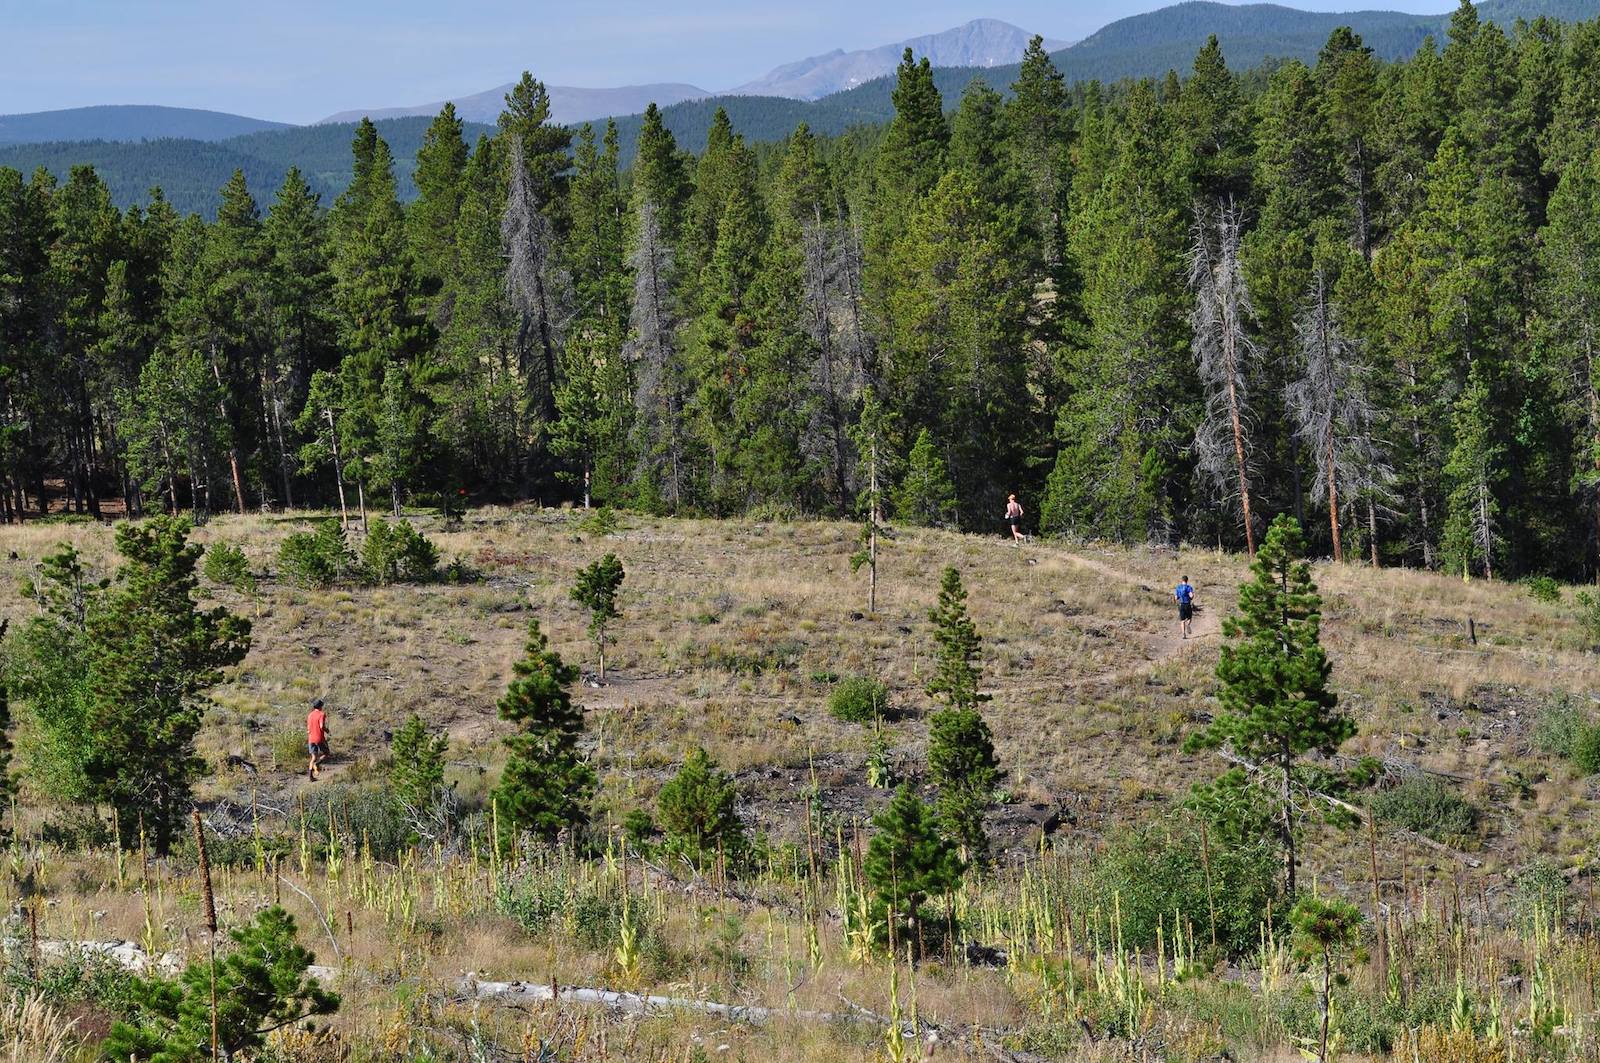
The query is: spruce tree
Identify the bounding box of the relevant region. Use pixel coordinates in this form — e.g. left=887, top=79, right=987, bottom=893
left=491, top=619, right=595, bottom=851
left=891, top=428, right=957, bottom=528
left=864, top=784, right=965, bottom=954
left=1185, top=514, right=1352, bottom=896
left=409, top=104, right=469, bottom=327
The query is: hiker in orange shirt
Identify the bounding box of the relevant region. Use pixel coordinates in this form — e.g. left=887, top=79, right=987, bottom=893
left=306, top=698, right=329, bottom=780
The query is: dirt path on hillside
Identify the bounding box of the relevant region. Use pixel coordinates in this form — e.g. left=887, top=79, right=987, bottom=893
left=1033, top=548, right=1223, bottom=690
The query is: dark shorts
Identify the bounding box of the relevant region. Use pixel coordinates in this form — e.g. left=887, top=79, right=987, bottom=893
left=308, top=741, right=328, bottom=757
left=1178, top=602, right=1193, bottom=621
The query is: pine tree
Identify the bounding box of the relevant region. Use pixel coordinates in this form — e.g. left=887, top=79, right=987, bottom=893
left=627, top=195, right=690, bottom=510
left=498, top=72, right=574, bottom=217
left=1535, top=144, right=1600, bottom=575
left=409, top=104, right=469, bottom=328
left=864, top=784, right=964, bottom=954
left=1185, top=514, right=1352, bottom=896
left=502, top=134, right=569, bottom=432
left=81, top=517, right=252, bottom=851
left=491, top=619, right=595, bottom=851
left=924, top=567, right=999, bottom=861
left=886, top=169, right=1029, bottom=517
left=657, top=747, right=746, bottom=869
left=263, top=167, right=336, bottom=508
left=1044, top=82, right=1191, bottom=544
left=891, top=428, right=957, bottom=528
left=1006, top=36, right=1071, bottom=270
left=389, top=713, right=448, bottom=813
left=103, top=907, right=338, bottom=1061
left=569, top=552, right=624, bottom=682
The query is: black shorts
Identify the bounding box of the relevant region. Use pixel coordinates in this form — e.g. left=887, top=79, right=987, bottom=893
left=1178, top=602, right=1193, bottom=621
left=308, top=741, right=328, bottom=757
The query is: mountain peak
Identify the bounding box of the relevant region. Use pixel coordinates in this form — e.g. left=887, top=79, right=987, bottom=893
left=729, top=19, right=1068, bottom=100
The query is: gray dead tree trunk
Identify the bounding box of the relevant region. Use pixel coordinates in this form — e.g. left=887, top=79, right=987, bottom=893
left=1188, top=203, right=1259, bottom=556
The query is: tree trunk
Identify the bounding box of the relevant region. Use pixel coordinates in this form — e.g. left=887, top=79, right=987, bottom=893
left=326, top=409, right=348, bottom=528
left=1281, top=745, right=1296, bottom=898
left=1228, top=372, right=1255, bottom=556
left=868, top=437, right=879, bottom=614
left=212, top=354, right=247, bottom=515
left=1326, top=439, right=1342, bottom=563
left=1367, top=498, right=1379, bottom=567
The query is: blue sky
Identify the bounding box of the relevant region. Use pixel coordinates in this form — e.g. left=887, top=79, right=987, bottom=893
left=3, top=0, right=1458, bottom=124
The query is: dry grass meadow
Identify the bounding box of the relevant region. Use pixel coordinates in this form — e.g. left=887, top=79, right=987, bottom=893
left=3, top=506, right=1599, bottom=1061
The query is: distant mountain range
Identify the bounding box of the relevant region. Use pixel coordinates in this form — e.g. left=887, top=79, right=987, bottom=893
left=5, top=0, right=1599, bottom=215
left=0, top=104, right=290, bottom=145
left=319, top=83, right=712, bottom=127
left=314, top=18, right=1063, bottom=125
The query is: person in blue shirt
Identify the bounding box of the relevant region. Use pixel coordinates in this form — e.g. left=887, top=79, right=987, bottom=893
left=1173, top=576, right=1196, bottom=639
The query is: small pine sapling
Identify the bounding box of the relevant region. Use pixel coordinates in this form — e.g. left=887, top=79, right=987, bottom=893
left=865, top=784, right=965, bottom=956
left=389, top=713, right=448, bottom=813
left=1289, top=895, right=1364, bottom=1063
left=924, top=567, right=1000, bottom=863
left=657, top=747, right=746, bottom=869
left=570, top=553, right=625, bottom=683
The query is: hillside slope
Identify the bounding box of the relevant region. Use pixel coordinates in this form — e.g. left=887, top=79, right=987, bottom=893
left=0, top=104, right=291, bottom=145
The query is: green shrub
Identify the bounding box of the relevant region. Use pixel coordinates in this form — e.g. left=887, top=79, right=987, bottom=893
left=1514, top=860, right=1571, bottom=931
left=579, top=507, right=618, bottom=537
left=657, top=747, right=746, bottom=869
left=1575, top=589, right=1600, bottom=643
left=278, top=519, right=350, bottom=587
left=828, top=676, right=889, bottom=723
left=1525, top=575, right=1561, bottom=603
left=389, top=714, right=448, bottom=811
left=361, top=518, right=439, bottom=584
left=1368, top=776, right=1478, bottom=841
left=1082, top=818, right=1278, bottom=959
left=202, top=541, right=255, bottom=593
left=1572, top=724, right=1600, bottom=775
left=292, top=784, right=415, bottom=861
left=1532, top=696, right=1588, bottom=758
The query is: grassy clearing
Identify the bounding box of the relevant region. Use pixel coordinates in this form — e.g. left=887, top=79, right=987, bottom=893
left=3, top=508, right=1599, bottom=1060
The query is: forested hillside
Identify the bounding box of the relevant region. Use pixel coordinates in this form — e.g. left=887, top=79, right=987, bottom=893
left=3, top=1, right=1600, bottom=583
left=0, top=115, right=496, bottom=216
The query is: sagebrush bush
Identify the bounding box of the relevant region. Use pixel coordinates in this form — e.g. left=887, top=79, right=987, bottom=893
left=1531, top=696, right=1587, bottom=758
left=828, top=676, right=889, bottom=723
left=278, top=519, right=350, bottom=587
left=1368, top=776, right=1478, bottom=840
left=361, top=518, right=439, bottom=584
left=202, top=541, right=254, bottom=592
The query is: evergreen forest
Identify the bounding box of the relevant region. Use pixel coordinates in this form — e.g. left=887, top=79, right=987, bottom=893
left=4, top=0, right=1600, bottom=580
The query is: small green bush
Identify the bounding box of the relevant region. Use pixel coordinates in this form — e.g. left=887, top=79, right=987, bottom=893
left=361, top=518, right=439, bottom=584
left=1532, top=696, right=1588, bottom=758
left=828, top=676, right=889, bottom=723
left=1525, top=575, right=1561, bottom=603
left=1575, top=589, right=1600, bottom=643
left=1082, top=818, right=1279, bottom=959
left=1368, top=776, right=1478, bottom=841
left=1572, top=724, right=1600, bottom=775
left=278, top=519, right=350, bottom=587
left=579, top=507, right=619, bottom=537
left=1514, top=860, right=1570, bottom=930
left=202, top=541, right=255, bottom=592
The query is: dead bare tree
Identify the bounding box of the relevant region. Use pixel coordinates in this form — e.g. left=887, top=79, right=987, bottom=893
left=502, top=136, right=572, bottom=434
left=1286, top=263, right=1396, bottom=563
left=627, top=197, right=687, bottom=508
left=1189, top=202, right=1260, bottom=555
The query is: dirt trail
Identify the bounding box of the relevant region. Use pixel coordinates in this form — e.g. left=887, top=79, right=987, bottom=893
left=1053, top=547, right=1223, bottom=681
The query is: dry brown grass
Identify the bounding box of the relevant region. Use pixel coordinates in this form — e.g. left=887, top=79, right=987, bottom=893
left=4, top=509, right=1600, bottom=1060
